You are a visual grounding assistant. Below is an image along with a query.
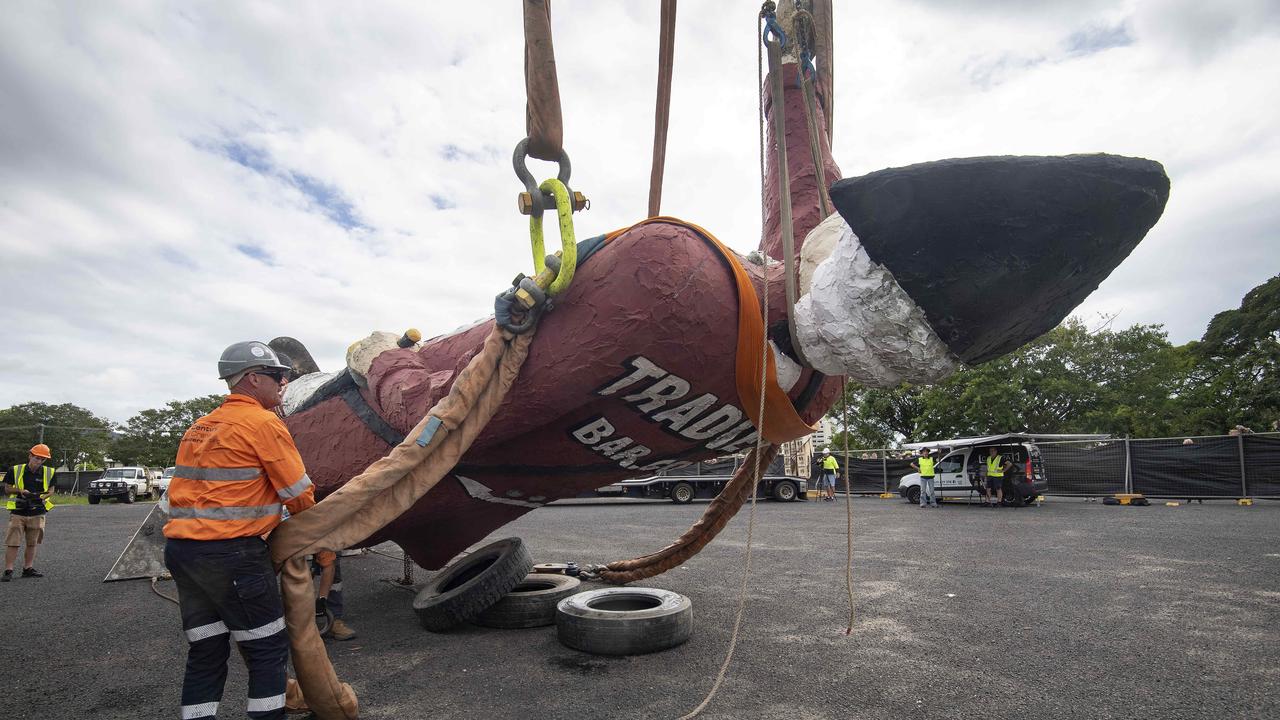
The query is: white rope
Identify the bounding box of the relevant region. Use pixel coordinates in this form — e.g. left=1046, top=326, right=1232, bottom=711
left=675, top=15, right=774, bottom=719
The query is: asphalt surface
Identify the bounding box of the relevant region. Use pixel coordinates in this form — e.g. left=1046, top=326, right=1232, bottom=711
left=3, top=495, right=1277, bottom=719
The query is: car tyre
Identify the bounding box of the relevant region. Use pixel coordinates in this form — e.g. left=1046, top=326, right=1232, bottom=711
left=88, top=496, right=100, bottom=505
left=905, top=486, right=921, bottom=505
left=474, top=573, right=582, bottom=629
left=556, top=587, right=693, bottom=656
left=123, top=488, right=136, bottom=504
left=670, top=482, right=695, bottom=504
left=412, top=537, right=532, bottom=632
left=771, top=480, right=798, bottom=502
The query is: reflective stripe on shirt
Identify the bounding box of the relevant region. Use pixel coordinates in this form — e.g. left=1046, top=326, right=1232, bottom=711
left=173, top=465, right=262, bottom=482
left=168, top=503, right=283, bottom=520
left=276, top=473, right=312, bottom=500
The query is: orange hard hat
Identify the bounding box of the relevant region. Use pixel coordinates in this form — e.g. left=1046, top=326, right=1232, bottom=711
left=29, top=444, right=52, bottom=459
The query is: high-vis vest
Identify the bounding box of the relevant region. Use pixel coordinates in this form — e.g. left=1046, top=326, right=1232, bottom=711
left=986, top=455, right=1005, bottom=477
left=918, top=457, right=935, bottom=477
left=822, top=455, right=839, bottom=471
left=163, top=394, right=316, bottom=541
left=7, top=464, right=54, bottom=511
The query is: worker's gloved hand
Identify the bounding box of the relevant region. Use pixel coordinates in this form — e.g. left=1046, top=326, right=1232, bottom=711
left=315, top=597, right=328, bottom=616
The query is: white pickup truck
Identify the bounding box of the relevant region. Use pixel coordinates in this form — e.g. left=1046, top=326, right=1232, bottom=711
left=88, top=466, right=158, bottom=504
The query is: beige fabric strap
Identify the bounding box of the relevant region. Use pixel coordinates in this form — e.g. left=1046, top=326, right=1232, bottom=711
left=269, top=328, right=534, bottom=719
left=523, top=0, right=564, bottom=160
left=813, top=0, right=834, bottom=142
left=647, top=0, right=677, bottom=218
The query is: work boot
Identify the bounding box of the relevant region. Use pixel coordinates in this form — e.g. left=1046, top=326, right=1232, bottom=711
left=1, top=570, right=11, bottom=582
left=329, top=619, right=357, bottom=641
left=21, top=567, right=43, bottom=578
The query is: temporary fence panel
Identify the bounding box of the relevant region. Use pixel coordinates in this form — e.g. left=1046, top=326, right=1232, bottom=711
left=822, top=452, right=916, bottom=494
left=1129, top=436, right=1243, bottom=498
left=1241, top=434, right=1280, bottom=497
left=53, top=470, right=103, bottom=493
left=1037, top=439, right=1126, bottom=495
left=843, top=459, right=890, bottom=492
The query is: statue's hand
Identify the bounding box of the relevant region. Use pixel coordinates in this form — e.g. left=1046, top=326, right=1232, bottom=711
left=345, top=331, right=402, bottom=387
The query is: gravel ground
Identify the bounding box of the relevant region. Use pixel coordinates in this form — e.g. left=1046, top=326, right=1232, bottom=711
left=3, top=495, right=1277, bottom=719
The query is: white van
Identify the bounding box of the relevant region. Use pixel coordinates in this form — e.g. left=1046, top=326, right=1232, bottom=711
left=899, top=443, right=1044, bottom=506
left=894, top=432, right=1107, bottom=506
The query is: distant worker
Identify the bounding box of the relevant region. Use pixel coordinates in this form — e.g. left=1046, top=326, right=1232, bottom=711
left=163, top=341, right=317, bottom=720
left=312, top=550, right=357, bottom=641
left=820, top=448, right=839, bottom=502
left=984, top=447, right=1011, bottom=508
left=3, top=444, right=56, bottom=581
left=910, top=448, right=937, bottom=508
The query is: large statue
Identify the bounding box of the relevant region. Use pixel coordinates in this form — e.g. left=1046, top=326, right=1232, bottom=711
left=277, top=67, right=1169, bottom=570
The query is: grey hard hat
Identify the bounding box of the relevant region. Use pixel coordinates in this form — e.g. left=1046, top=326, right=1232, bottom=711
left=217, top=341, right=291, bottom=379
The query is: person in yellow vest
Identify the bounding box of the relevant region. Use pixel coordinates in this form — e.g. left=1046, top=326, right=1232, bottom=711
left=984, top=447, right=1012, bottom=507
left=820, top=448, right=839, bottom=501
left=3, top=444, right=56, bottom=581
left=910, top=448, right=938, bottom=507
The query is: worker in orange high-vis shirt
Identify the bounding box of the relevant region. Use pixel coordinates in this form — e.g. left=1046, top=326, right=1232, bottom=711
left=163, top=341, right=316, bottom=720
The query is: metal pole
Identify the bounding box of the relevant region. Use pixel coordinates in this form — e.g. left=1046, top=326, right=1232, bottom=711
left=1123, top=438, right=1132, bottom=494
left=1237, top=434, right=1248, bottom=497
left=37, top=423, right=45, bottom=444
left=882, top=453, right=888, bottom=493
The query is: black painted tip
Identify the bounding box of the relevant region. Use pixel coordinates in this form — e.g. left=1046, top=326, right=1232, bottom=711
left=829, top=154, right=1170, bottom=364
left=269, top=336, right=322, bottom=376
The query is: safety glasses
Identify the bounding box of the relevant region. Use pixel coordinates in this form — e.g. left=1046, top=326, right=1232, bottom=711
left=252, top=369, right=289, bottom=384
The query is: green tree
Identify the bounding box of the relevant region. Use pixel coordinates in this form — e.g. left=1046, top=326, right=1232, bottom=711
left=832, top=318, right=1189, bottom=443
left=1181, top=274, right=1280, bottom=433
left=111, top=395, right=225, bottom=466
left=1078, top=323, right=1192, bottom=437
left=835, top=382, right=926, bottom=449
left=0, top=403, right=115, bottom=472
left=910, top=319, right=1103, bottom=438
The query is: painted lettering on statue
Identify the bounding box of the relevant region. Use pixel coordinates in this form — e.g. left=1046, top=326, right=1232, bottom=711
left=573, top=355, right=759, bottom=472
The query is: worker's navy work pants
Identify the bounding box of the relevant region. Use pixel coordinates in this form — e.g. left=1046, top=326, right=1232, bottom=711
left=165, top=537, right=288, bottom=720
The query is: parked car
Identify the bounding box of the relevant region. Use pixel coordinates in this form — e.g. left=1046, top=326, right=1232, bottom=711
left=154, top=466, right=176, bottom=496
left=88, top=466, right=158, bottom=504
left=898, top=439, right=1049, bottom=506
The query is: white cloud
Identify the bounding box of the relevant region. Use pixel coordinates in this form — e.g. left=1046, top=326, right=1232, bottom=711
left=1, top=1, right=1277, bottom=422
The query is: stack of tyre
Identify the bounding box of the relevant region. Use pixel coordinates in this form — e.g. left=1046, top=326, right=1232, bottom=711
left=412, top=538, right=692, bottom=656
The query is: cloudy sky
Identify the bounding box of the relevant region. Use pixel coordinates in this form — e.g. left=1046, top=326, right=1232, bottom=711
left=1, top=0, right=1277, bottom=423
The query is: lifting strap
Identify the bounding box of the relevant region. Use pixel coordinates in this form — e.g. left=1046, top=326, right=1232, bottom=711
left=523, top=0, right=564, bottom=160
left=602, top=217, right=815, bottom=444
left=647, top=0, right=678, bottom=217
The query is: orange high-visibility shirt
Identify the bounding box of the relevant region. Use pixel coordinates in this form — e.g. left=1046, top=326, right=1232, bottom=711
left=163, top=394, right=316, bottom=541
